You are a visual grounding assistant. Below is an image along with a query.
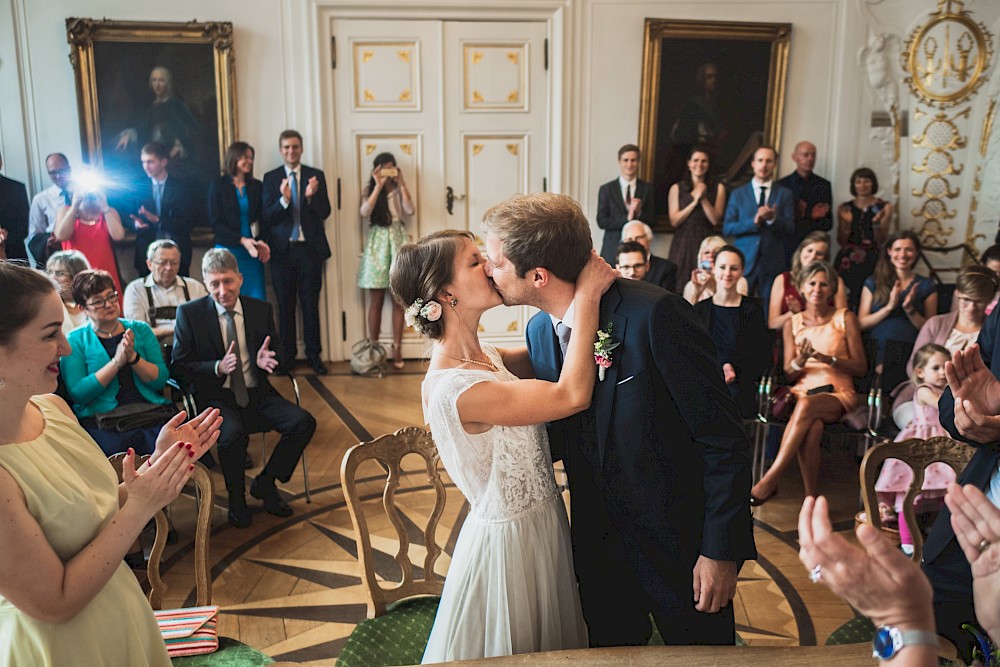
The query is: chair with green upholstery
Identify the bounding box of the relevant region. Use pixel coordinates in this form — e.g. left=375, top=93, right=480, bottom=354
left=337, top=427, right=447, bottom=667
left=108, top=455, right=274, bottom=666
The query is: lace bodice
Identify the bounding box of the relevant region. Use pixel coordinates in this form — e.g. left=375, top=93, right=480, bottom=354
left=422, top=345, right=558, bottom=522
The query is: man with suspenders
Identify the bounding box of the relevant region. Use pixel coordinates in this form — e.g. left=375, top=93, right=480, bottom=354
left=123, top=239, right=207, bottom=355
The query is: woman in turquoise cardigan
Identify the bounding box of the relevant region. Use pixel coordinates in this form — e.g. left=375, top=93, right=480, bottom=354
left=60, top=269, right=173, bottom=457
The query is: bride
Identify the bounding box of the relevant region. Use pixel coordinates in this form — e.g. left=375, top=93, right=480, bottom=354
left=389, top=230, right=616, bottom=663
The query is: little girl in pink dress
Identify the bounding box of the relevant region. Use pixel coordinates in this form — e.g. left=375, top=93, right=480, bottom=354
left=875, top=343, right=956, bottom=554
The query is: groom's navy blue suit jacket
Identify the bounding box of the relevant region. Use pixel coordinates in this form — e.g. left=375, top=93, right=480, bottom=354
left=526, top=278, right=756, bottom=606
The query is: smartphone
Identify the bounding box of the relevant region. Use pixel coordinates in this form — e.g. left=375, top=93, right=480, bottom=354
left=381, top=166, right=398, bottom=178
left=806, top=384, right=835, bottom=395
left=698, top=259, right=712, bottom=271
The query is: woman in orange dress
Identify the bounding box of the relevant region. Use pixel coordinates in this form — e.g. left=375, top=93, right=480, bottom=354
left=750, top=261, right=867, bottom=504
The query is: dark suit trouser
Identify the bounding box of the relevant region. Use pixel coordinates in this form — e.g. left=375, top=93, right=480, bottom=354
left=213, top=387, right=316, bottom=497
left=923, top=540, right=977, bottom=663
left=272, top=243, right=324, bottom=361
left=568, top=459, right=735, bottom=647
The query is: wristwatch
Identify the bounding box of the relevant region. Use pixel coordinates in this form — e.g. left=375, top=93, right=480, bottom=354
left=871, top=625, right=938, bottom=660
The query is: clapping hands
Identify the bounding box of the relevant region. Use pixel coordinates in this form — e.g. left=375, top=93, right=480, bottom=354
left=122, top=443, right=195, bottom=519
left=946, top=344, right=1000, bottom=443
left=150, top=408, right=223, bottom=467
left=946, top=483, right=1000, bottom=642
left=114, top=329, right=136, bottom=368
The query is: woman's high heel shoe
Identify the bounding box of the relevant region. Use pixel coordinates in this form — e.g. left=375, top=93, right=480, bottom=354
left=391, top=344, right=405, bottom=370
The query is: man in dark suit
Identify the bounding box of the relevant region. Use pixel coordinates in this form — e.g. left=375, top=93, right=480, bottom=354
left=924, top=308, right=1000, bottom=661
left=596, top=144, right=655, bottom=265
left=262, top=130, right=332, bottom=375
left=0, top=153, right=29, bottom=261
left=483, top=193, right=755, bottom=647
left=777, top=140, right=833, bottom=264
left=622, top=220, right=678, bottom=292
left=172, top=248, right=316, bottom=528
left=723, top=146, right=794, bottom=302
left=125, top=142, right=197, bottom=276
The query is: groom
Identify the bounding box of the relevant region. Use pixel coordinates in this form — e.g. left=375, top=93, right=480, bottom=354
left=483, top=193, right=755, bottom=646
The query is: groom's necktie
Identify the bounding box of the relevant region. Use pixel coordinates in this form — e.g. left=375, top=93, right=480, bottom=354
left=556, top=322, right=572, bottom=360
left=758, top=185, right=768, bottom=207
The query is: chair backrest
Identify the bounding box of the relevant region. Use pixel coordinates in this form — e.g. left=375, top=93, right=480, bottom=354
left=107, top=453, right=215, bottom=609
left=341, top=427, right=446, bottom=618
left=859, top=436, right=975, bottom=562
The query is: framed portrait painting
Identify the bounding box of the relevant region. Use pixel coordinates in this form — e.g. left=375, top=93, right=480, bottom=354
left=66, top=18, right=237, bottom=195
left=637, top=19, right=791, bottom=228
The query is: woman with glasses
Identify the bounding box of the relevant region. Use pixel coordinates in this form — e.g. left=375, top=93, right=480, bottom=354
left=59, top=269, right=173, bottom=457
left=45, top=250, right=91, bottom=337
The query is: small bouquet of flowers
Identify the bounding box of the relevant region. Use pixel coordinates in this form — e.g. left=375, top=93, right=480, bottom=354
left=594, top=322, right=620, bottom=382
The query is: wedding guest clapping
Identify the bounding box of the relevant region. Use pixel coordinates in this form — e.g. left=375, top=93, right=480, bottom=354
left=0, top=261, right=221, bottom=665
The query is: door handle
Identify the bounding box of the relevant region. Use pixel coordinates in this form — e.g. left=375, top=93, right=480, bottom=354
left=445, top=186, right=466, bottom=215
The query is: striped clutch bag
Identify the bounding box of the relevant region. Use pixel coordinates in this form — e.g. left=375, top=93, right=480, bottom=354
left=154, top=605, right=220, bottom=657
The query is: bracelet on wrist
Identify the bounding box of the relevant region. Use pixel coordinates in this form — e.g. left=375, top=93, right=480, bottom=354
left=790, top=359, right=804, bottom=372
left=128, top=352, right=141, bottom=366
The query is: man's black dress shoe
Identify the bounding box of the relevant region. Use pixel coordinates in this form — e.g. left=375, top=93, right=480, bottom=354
left=228, top=494, right=252, bottom=528
left=250, top=476, right=293, bottom=517
left=307, top=356, right=328, bottom=375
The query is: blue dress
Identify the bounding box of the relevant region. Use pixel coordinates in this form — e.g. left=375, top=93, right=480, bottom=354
left=864, top=274, right=936, bottom=354
left=216, top=186, right=266, bottom=300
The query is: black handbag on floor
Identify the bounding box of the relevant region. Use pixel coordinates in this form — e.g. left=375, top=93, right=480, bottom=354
left=95, top=403, right=177, bottom=432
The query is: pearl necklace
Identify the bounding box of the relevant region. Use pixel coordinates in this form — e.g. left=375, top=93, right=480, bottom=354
left=434, top=352, right=497, bottom=371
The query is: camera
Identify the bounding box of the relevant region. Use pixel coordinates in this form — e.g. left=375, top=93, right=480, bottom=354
left=381, top=166, right=398, bottom=178
left=698, top=259, right=713, bottom=271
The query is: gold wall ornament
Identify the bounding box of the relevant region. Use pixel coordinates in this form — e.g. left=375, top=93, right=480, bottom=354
left=506, top=144, right=519, bottom=156
left=982, top=99, right=997, bottom=156
left=362, top=50, right=374, bottom=63
left=507, top=52, right=518, bottom=64
left=472, top=90, right=485, bottom=104
left=471, top=52, right=484, bottom=65
left=398, top=144, right=413, bottom=156
left=507, top=321, right=519, bottom=332
left=365, top=144, right=377, bottom=156
left=507, top=91, right=519, bottom=103
left=471, top=144, right=484, bottom=156
left=902, top=0, right=993, bottom=108
left=397, top=50, right=410, bottom=63
left=399, top=89, right=412, bottom=102
left=363, top=89, right=376, bottom=102
left=910, top=106, right=972, bottom=248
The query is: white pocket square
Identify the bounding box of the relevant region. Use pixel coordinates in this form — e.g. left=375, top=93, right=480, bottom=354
left=616, top=375, right=634, bottom=386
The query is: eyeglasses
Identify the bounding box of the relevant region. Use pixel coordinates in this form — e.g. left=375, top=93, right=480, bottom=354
left=151, top=260, right=180, bottom=268
left=85, top=292, right=119, bottom=308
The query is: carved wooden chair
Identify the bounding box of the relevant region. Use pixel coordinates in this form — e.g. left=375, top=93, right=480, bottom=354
left=337, top=426, right=448, bottom=667
left=826, top=436, right=975, bottom=649
left=107, top=454, right=272, bottom=665
left=860, top=436, right=976, bottom=563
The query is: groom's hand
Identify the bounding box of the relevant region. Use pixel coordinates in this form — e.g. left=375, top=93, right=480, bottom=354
left=692, top=556, right=737, bottom=613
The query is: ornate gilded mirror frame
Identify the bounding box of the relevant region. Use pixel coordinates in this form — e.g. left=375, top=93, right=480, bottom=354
left=637, top=19, right=791, bottom=230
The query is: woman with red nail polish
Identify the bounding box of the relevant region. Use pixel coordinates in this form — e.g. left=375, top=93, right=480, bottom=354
left=0, top=263, right=222, bottom=665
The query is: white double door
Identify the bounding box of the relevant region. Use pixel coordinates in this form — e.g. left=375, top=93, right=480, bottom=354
left=329, top=18, right=548, bottom=359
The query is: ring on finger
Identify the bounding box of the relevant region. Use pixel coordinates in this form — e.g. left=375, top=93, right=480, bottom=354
left=978, top=538, right=991, bottom=554
left=809, top=564, right=822, bottom=584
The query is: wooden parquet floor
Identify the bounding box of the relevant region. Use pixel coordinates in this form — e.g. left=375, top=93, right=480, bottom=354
left=148, top=361, right=864, bottom=666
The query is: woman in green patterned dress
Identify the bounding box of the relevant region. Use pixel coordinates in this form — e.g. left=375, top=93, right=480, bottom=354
left=358, top=152, right=415, bottom=369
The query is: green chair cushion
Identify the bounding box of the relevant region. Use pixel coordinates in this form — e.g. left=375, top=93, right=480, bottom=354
left=825, top=615, right=876, bottom=645
left=648, top=616, right=745, bottom=646
left=337, top=596, right=441, bottom=667
left=171, top=636, right=273, bottom=666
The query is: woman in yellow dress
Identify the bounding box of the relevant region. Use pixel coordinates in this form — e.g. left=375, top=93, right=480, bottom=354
left=0, top=261, right=222, bottom=665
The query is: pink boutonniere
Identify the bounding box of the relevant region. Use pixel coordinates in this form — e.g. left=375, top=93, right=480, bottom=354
left=594, top=322, right=620, bottom=382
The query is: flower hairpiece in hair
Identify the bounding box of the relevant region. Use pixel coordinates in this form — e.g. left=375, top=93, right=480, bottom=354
left=404, top=298, right=442, bottom=334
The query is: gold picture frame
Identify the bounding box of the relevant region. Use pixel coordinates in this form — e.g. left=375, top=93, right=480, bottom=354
left=637, top=18, right=791, bottom=229
left=66, top=18, right=237, bottom=187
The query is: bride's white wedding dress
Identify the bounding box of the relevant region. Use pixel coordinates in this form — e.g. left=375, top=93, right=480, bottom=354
left=420, top=345, right=587, bottom=664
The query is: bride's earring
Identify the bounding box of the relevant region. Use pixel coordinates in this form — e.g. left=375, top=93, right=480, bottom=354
left=449, top=297, right=458, bottom=307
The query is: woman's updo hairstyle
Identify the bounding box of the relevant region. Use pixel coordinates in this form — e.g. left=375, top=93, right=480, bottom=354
left=0, top=261, right=59, bottom=347
left=390, top=230, right=474, bottom=340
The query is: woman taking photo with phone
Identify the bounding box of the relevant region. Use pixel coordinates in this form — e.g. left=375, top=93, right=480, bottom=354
left=749, top=261, right=866, bottom=506
left=359, top=152, right=414, bottom=370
